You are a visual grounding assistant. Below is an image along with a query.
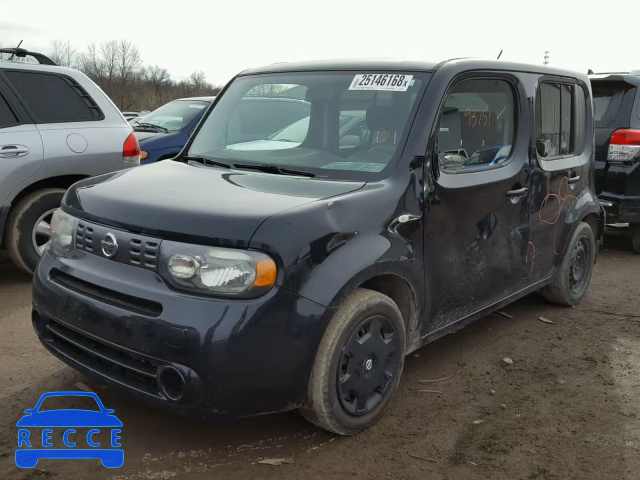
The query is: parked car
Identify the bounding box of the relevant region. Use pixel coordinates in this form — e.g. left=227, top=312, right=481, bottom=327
left=134, top=96, right=310, bottom=164
left=0, top=48, right=139, bottom=274
left=33, top=59, right=603, bottom=436
left=121, top=111, right=140, bottom=121
left=589, top=71, right=640, bottom=252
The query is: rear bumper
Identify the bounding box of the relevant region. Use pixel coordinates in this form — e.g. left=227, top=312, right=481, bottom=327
left=33, top=249, right=332, bottom=418
left=598, top=193, right=640, bottom=224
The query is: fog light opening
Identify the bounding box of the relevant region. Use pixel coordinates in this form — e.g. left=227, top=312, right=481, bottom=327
left=158, top=366, right=186, bottom=401
left=32, top=310, right=49, bottom=336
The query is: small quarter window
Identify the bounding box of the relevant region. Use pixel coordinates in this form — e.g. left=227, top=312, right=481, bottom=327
left=437, top=78, right=516, bottom=172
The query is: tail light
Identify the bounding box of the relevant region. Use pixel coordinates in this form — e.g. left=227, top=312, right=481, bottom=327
left=608, top=129, right=640, bottom=164
left=123, top=132, right=141, bottom=167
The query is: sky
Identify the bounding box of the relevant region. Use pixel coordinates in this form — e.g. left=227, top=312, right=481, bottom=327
left=1, top=0, right=639, bottom=86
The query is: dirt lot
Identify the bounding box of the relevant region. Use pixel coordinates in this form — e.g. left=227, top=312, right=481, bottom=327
left=1, top=236, right=639, bottom=480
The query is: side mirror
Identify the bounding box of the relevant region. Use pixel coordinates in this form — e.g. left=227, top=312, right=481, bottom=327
left=23, top=409, right=33, bottom=415
left=105, top=409, right=115, bottom=414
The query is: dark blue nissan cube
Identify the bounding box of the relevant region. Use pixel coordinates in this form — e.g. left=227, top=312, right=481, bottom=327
left=33, top=58, right=604, bottom=435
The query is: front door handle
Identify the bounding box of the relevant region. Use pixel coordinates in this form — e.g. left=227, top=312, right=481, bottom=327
left=506, top=187, right=529, bottom=198
left=0, top=144, right=29, bottom=158
left=568, top=175, right=581, bottom=184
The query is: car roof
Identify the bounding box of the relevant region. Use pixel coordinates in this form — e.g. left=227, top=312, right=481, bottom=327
left=241, top=58, right=587, bottom=80
left=174, top=96, right=216, bottom=102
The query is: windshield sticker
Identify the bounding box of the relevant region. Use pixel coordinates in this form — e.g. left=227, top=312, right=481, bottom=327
left=349, top=74, right=414, bottom=92
left=322, top=162, right=385, bottom=172
left=188, top=104, right=206, bottom=109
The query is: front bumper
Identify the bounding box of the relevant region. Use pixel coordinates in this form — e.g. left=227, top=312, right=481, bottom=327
left=33, top=249, right=331, bottom=418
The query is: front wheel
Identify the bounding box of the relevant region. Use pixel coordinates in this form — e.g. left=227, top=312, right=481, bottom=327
left=540, top=221, right=596, bottom=306
left=300, top=288, right=406, bottom=435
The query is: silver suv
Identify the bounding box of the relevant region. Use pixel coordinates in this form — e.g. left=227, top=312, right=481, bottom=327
left=0, top=48, right=139, bottom=273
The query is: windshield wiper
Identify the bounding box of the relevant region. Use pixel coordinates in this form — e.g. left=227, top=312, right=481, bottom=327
left=182, top=155, right=231, bottom=168
left=134, top=122, right=169, bottom=132
left=233, top=163, right=315, bottom=178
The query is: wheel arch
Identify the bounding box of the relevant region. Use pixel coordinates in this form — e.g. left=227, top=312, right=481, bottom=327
left=326, top=265, right=422, bottom=352
left=2, top=175, right=87, bottom=246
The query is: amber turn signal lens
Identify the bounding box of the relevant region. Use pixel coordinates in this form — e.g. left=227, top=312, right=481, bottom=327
left=254, top=259, right=277, bottom=287
left=140, top=151, right=149, bottom=160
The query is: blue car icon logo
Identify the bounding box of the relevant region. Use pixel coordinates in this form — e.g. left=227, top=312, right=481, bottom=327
left=16, top=391, right=123, bottom=468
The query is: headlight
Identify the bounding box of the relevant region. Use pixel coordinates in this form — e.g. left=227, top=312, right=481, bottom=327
left=159, top=240, right=277, bottom=297
left=50, top=209, right=78, bottom=254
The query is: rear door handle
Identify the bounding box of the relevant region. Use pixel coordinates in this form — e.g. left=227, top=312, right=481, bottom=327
left=0, top=144, right=29, bottom=158
left=506, top=187, right=529, bottom=198
left=568, top=175, right=580, bottom=184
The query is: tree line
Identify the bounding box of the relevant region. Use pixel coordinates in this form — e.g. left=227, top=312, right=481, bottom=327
left=2, top=40, right=222, bottom=112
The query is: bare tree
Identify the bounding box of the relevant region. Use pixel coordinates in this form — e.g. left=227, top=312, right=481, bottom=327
left=49, top=40, right=77, bottom=67
left=188, top=71, right=208, bottom=96
left=8, top=39, right=222, bottom=111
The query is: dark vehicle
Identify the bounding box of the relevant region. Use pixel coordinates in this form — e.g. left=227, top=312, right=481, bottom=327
left=590, top=71, right=640, bottom=252
left=135, top=96, right=310, bottom=164
left=133, top=97, right=214, bottom=165
left=33, top=59, right=604, bottom=435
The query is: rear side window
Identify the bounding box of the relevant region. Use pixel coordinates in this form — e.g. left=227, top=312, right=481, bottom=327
left=436, top=78, right=516, bottom=172
left=590, top=81, right=628, bottom=127
left=4, top=71, right=102, bottom=123
left=0, top=92, right=18, bottom=128
left=535, top=81, right=587, bottom=159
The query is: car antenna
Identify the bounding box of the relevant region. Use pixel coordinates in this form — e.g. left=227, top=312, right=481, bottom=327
left=9, top=40, right=23, bottom=61
left=587, top=69, right=594, bottom=74
left=497, top=50, right=503, bottom=60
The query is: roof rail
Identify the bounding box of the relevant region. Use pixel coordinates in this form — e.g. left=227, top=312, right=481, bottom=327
left=0, top=48, right=57, bottom=66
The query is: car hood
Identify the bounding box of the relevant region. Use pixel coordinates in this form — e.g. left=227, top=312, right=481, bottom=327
left=134, top=131, right=164, bottom=142
left=64, top=161, right=365, bottom=246
left=16, top=410, right=123, bottom=427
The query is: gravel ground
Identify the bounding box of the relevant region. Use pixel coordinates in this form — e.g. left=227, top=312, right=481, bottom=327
left=1, top=235, right=639, bottom=480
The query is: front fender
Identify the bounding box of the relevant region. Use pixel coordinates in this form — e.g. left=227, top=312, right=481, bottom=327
left=248, top=179, right=425, bottom=310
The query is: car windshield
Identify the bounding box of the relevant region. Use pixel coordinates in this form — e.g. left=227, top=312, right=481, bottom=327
left=134, top=100, right=209, bottom=132
left=188, top=72, right=426, bottom=180
left=37, top=395, right=101, bottom=412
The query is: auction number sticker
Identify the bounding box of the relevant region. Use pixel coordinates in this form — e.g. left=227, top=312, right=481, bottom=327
left=349, top=74, right=414, bottom=92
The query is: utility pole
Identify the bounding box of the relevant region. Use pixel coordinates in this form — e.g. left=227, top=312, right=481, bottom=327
left=544, top=51, right=550, bottom=65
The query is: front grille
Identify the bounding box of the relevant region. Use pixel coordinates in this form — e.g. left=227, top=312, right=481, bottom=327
left=129, top=238, right=159, bottom=269
left=40, top=313, right=162, bottom=399
left=75, top=221, right=162, bottom=272
left=50, top=269, right=163, bottom=317
left=75, top=224, right=94, bottom=252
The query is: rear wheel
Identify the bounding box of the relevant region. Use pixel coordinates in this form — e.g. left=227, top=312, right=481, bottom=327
left=300, top=288, right=406, bottom=435
left=631, top=223, right=640, bottom=254
left=540, top=221, right=595, bottom=306
left=6, top=189, right=65, bottom=274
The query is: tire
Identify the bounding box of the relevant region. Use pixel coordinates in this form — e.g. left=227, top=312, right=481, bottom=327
left=6, top=189, right=65, bottom=274
left=631, top=223, right=640, bottom=254
left=540, top=221, right=595, bottom=306
left=300, top=288, right=406, bottom=435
